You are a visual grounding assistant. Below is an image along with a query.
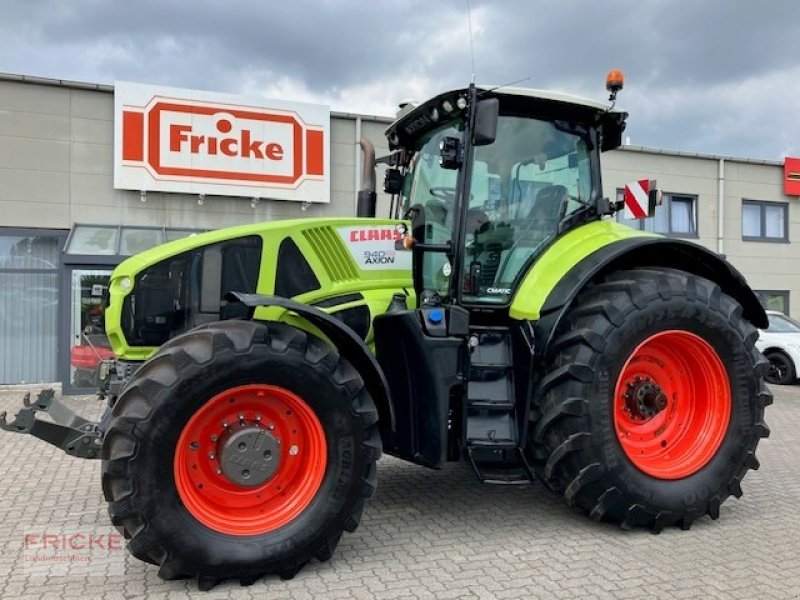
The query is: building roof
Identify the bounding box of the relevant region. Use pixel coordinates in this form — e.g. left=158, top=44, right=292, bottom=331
left=0, top=71, right=786, bottom=166
left=617, top=144, right=782, bottom=167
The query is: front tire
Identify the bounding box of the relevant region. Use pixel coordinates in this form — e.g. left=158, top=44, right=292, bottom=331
left=101, top=320, right=381, bottom=587
left=529, top=268, right=771, bottom=531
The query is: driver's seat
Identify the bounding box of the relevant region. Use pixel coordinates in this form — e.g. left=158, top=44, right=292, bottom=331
left=527, top=184, right=569, bottom=228
left=493, top=185, right=570, bottom=286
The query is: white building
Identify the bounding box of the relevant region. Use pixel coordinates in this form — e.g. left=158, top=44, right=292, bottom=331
left=1, top=73, right=798, bottom=388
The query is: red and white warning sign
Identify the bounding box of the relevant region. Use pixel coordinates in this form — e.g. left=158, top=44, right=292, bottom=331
left=623, top=179, right=658, bottom=220
left=114, top=81, right=330, bottom=203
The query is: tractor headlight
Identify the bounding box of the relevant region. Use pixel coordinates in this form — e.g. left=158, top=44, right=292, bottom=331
left=119, top=276, right=132, bottom=291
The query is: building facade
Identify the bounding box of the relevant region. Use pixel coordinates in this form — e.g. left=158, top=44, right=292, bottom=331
left=604, top=147, right=797, bottom=316
left=1, top=74, right=798, bottom=388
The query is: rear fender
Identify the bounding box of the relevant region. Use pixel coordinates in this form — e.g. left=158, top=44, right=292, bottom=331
left=510, top=231, right=766, bottom=356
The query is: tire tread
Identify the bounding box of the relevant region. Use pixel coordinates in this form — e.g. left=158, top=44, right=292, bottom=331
left=102, top=320, right=381, bottom=588
left=529, top=267, right=770, bottom=531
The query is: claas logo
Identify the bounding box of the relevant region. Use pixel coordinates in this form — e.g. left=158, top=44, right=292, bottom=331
left=121, top=99, right=325, bottom=186
left=348, top=229, right=403, bottom=242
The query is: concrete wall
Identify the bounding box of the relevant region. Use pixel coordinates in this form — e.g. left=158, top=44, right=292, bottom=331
left=604, top=147, right=799, bottom=316
left=721, top=161, right=798, bottom=312
left=603, top=148, right=719, bottom=249
left=0, top=78, right=393, bottom=232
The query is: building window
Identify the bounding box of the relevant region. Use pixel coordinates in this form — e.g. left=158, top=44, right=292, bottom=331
left=616, top=190, right=697, bottom=236
left=65, top=224, right=206, bottom=257
left=0, top=228, right=67, bottom=384
left=742, top=200, right=788, bottom=242
left=755, top=290, right=789, bottom=315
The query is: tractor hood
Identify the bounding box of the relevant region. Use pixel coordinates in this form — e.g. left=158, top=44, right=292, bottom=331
left=105, top=217, right=413, bottom=360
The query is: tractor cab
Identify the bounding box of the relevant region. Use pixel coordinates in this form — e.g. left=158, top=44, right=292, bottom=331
left=383, top=84, right=626, bottom=311
left=370, top=84, right=628, bottom=477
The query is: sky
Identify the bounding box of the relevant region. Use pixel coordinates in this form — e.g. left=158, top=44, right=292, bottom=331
left=1, top=0, right=798, bottom=160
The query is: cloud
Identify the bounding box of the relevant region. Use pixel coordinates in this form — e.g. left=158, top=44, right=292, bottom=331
left=0, top=0, right=798, bottom=158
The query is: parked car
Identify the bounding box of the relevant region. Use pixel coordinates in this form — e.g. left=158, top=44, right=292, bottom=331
left=757, top=310, right=800, bottom=385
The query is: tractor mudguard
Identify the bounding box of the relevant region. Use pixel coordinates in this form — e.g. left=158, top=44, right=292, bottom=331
left=512, top=233, right=767, bottom=356
left=226, top=292, right=395, bottom=444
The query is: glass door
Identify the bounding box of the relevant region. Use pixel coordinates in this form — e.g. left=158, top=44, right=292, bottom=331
left=69, top=269, right=113, bottom=390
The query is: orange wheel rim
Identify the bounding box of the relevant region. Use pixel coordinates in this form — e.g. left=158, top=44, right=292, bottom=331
left=613, top=330, right=731, bottom=479
left=174, top=384, right=327, bottom=535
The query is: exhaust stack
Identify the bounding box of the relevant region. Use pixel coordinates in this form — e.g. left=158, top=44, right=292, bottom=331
left=356, top=138, right=377, bottom=218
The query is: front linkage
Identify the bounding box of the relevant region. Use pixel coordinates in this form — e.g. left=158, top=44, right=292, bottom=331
left=0, top=359, right=137, bottom=459
left=0, top=389, right=103, bottom=459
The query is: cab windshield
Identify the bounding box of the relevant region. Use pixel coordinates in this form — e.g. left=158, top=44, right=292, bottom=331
left=403, top=114, right=595, bottom=303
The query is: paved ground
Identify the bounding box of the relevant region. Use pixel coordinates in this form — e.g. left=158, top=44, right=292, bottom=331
left=0, top=386, right=798, bottom=600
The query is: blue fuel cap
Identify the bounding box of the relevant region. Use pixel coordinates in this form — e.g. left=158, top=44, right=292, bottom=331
left=428, top=309, right=444, bottom=324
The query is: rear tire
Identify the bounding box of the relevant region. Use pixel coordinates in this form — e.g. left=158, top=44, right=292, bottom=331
left=529, top=268, right=771, bottom=531
left=101, top=320, right=380, bottom=587
left=765, top=351, right=795, bottom=385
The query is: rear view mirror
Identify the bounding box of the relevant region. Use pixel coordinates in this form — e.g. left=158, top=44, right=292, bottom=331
left=439, top=136, right=463, bottom=170
left=383, top=168, right=404, bottom=194
left=473, top=98, right=499, bottom=146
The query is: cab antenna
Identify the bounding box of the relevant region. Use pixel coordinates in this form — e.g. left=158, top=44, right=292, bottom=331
left=466, top=0, right=476, bottom=83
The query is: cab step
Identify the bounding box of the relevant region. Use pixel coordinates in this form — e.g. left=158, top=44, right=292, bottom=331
left=464, top=326, right=533, bottom=485
left=466, top=446, right=534, bottom=484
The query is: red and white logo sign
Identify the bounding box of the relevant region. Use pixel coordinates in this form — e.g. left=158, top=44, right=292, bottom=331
left=623, top=179, right=657, bottom=220
left=114, top=81, right=330, bottom=202
left=785, top=157, right=800, bottom=196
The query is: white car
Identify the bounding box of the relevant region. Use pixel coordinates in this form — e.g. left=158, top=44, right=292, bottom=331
left=756, top=310, right=800, bottom=385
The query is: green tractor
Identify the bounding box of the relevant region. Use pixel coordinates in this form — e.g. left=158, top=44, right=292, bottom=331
left=1, top=75, right=771, bottom=589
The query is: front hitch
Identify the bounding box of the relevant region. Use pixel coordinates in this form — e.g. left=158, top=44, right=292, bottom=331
left=0, top=389, right=103, bottom=459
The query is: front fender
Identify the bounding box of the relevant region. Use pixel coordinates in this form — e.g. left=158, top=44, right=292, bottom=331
left=226, top=292, right=395, bottom=445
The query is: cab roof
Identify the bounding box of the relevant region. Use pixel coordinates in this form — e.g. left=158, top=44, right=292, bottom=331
left=386, top=84, right=626, bottom=150
left=476, top=85, right=624, bottom=114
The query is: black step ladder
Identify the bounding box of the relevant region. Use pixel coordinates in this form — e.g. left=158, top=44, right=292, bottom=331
left=464, top=327, right=534, bottom=484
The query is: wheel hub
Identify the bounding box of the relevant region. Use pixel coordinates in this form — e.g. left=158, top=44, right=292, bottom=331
left=218, top=425, right=281, bottom=487
left=613, top=330, right=732, bottom=479
left=174, top=384, right=328, bottom=535
left=624, top=376, right=668, bottom=419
